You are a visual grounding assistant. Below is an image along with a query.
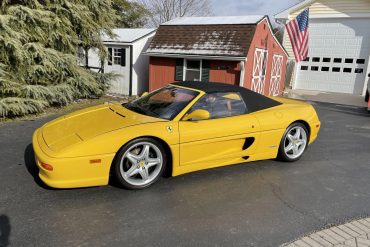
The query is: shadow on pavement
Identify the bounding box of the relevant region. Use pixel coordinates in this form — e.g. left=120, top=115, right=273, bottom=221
left=0, top=215, right=10, bottom=247
left=24, top=144, right=52, bottom=190
left=312, top=101, right=370, bottom=117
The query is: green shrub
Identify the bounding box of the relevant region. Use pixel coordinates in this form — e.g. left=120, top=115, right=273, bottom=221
left=0, top=0, right=119, bottom=118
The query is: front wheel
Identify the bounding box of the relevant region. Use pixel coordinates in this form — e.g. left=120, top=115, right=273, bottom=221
left=113, top=138, right=167, bottom=189
left=278, top=123, right=308, bottom=162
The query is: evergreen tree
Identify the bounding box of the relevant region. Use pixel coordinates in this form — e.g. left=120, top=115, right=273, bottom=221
left=0, top=0, right=119, bottom=118
left=113, top=0, right=150, bottom=28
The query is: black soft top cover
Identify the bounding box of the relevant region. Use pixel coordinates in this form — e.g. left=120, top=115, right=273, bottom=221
left=172, top=81, right=281, bottom=113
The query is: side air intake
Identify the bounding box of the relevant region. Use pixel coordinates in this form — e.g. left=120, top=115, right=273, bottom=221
left=242, top=137, right=255, bottom=150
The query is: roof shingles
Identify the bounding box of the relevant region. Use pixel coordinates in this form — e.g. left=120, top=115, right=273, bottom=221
left=146, top=24, right=257, bottom=57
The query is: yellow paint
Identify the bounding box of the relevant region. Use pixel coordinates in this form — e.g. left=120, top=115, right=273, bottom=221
left=32, top=85, right=320, bottom=189
left=182, top=109, right=210, bottom=121
left=222, top=93, right=241, bottom=100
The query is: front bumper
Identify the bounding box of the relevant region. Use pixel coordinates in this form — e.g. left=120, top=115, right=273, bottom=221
left=32, top=128, right=115, bottom=188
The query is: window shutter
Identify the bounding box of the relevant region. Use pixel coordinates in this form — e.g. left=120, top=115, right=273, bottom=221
left=120, top=48, right=126, bottom=67
left=175, top=58, right=184, bottom=81
left=201, top=60, right=210, bottom=82
left=108, top=48, right=112, bottom=65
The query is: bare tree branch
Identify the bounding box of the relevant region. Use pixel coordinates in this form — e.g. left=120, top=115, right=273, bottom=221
left=140, top=0, right=212, bottom=27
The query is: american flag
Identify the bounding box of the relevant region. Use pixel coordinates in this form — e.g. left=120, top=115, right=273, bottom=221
left=285, top=9, right=309, bottom=62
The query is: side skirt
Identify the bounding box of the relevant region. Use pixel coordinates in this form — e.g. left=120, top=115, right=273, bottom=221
left=171, top=151, right=277, bottom=177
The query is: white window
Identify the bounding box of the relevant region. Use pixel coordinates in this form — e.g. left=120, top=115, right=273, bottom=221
left=184, top=59, right=202, bottom=81
left=108, top=47, right=126, bottom=66
left=113, top=48, right=122, bottom=65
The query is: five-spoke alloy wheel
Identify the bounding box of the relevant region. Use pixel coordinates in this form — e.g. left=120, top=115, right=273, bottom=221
left=113, top=138, right=167, bottom=189
left=278, top=123, right=309, bottom=162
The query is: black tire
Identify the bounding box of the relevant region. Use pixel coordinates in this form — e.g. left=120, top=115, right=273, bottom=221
left=365, top=90, right=369, bottom=102
left=277, top=123, right=309, bottom=162
left=113, top=137, right=167, bottom=190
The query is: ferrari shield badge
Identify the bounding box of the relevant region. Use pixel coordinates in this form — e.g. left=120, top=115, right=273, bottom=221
left=166, top=125, right=173, bottom=133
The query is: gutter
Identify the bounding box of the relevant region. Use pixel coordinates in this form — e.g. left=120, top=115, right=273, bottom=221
left=129, top=45, right=133, bottom=96
left=143, top=52, right=246, bottom=61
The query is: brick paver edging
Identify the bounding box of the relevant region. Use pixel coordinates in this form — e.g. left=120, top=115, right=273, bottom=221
left=281, top=218, right=370, bottom=247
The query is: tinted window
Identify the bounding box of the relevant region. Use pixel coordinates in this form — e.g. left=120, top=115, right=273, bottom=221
left=355, top=68, right=364, bottom=73
left=301, top=66, right=308, bottom=70
left=312, top=57, right=320, bottom=62
left=124, top=86, right=199, bottom=120
left=321, top=67, right=329, bottom=71
left=343, top=68, right=352, bottom=73
left=311, top=66, right=319, bottom=71
left=333, top=58, right=342, bottom=63
left=345, top=58, right=353, bottom=64
left=323, top=58, right=331, bottom=62
left=188, top=92, right=247, bottom=119
left=356, top=59, right=365, bottom=64
left=332, top=67, right=340, bottom=72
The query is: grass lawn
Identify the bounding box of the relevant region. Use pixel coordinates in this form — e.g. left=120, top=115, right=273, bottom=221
left=0, top=95, right=136, bottom=124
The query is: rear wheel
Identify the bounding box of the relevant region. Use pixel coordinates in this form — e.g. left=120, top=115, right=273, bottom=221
left=113, top=138, right=167, bottom=189
left=278, top=123, right=308, bottom=162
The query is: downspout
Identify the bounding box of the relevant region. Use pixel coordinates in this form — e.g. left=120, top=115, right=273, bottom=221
left=129, top=45, right=133, bottom=96
left=239, top=60, right=245, bottom=87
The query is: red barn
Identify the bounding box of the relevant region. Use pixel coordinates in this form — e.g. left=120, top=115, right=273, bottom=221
left=144, top=15, right=288, bottom=96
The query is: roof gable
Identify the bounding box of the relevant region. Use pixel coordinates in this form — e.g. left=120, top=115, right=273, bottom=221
left=103, top=28, right=156, bottom=43
left=275, top=0, right=314, bottom=19
left=275, top=0, right=370, bottom=19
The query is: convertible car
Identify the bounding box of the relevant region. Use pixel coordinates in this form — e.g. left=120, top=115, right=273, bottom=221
left=32, top=81, right=320, bottom=189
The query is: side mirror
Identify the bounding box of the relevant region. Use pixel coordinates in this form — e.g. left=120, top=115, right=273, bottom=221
left=141, top=92, right=149, bottom=97
left=182, top=109, right=210, bottom=121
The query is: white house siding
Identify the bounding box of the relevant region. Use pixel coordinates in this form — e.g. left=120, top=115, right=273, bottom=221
left=131, top=34, right=155, bottom=95
left=84, top=29, right=156, bottom=96
left=291, top=0, right=370, bottom=16
left=278, top=0, right=370, bottom=95
left=104, top=45, right=131, bottom=95
left=282, top=0, right=370, bottom=58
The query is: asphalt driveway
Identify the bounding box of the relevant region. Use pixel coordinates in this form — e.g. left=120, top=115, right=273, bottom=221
left=0, top=101, right=369, bottom=247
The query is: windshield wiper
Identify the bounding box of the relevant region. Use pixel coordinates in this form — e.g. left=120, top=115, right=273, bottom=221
left=124, top=103, right=147, bottom=115
left=125, top=103, right=161, bottom=118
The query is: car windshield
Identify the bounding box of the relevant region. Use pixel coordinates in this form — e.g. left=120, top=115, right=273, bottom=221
left=124, top=86, right=199, bottom=120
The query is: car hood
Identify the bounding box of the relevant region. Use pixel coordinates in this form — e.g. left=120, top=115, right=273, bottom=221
left=41, top=104, right=164, bottom=153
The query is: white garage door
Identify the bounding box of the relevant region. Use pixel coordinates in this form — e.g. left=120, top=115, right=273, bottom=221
left=295, top=18, right=370, bottom=95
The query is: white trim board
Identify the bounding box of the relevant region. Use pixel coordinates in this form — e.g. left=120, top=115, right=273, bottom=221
left=258, top=16, right=289, bottom=57
left=143, top=52, right=246, bottom=61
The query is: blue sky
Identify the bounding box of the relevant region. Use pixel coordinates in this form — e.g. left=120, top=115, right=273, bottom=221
left=210, top=0, right=302, bottom=17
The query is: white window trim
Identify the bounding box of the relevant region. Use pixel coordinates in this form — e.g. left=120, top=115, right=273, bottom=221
left=183, top=59, right=203, bottom=81
left=114, top=48, right=121, bottom=65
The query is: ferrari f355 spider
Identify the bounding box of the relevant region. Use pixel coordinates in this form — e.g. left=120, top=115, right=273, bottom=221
left=32, top=81, right=320, bottom=189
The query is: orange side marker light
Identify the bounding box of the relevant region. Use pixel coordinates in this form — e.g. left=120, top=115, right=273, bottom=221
left=90, top=159, right=102, bottom=164
left=41, top=162, right=53, bottom=171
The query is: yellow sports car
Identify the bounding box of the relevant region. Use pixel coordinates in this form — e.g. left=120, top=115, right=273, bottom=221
left=32, top=82, right=320, bottom=190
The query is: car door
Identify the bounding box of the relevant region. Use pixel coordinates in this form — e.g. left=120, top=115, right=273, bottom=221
left=178, top=92, right=260, bottom=167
